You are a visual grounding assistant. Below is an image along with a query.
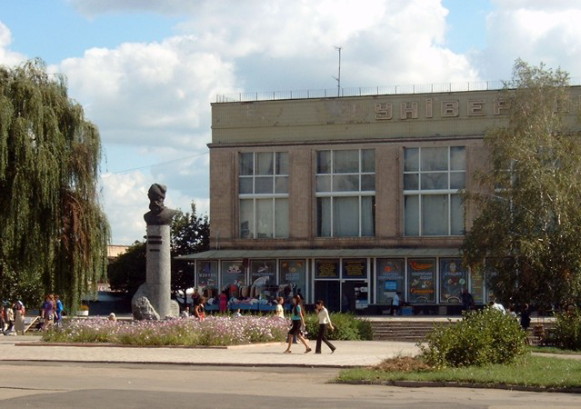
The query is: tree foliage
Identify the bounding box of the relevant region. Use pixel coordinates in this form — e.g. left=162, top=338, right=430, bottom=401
left=170, top=202, right=209, bottom=304
left=463, top=59, right=581, bottom=309
left=107, top=241, right=146, bottom=295
left=0, top=59, right=109, bottom=309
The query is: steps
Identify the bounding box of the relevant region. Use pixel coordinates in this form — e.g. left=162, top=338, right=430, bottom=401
left=369, top=318, right=556, bottom=344
left=369, top=320, right=454, bottom=342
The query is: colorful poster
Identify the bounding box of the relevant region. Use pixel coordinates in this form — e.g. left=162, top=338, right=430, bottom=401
left=343, top=259, right=367, bottom=278
left=280, top=260, right=306, bottom=301
left=471, top=267, right=484, bottom=304
left=315, top=259, right=340, bottom=279
left=439, top=258, right=468, bottom=303
left=376, top=259, right=405, bottom=304
left=408, top=259, right=436, bottom=303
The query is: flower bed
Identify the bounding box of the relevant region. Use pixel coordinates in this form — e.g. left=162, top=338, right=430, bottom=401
left=42, top=316, right=289, bottom=347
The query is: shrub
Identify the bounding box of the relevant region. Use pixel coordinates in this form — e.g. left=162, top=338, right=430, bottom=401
left=419, top=308, right=528, bottom=368
left=304, top=313, right=373, bottom=341
left=553, top=308, right=581, bottom=350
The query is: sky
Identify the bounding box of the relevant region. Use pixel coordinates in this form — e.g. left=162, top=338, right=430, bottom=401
left=1, top=0, right=581, bottom=244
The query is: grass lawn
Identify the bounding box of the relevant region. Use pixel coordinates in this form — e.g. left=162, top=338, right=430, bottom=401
left=529, top=346, right=581, bottom=355
left=337, top=355, right=581, bottom=391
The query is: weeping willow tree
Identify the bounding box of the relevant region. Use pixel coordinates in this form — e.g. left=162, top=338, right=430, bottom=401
left=0, top=59, right=110, bottom=310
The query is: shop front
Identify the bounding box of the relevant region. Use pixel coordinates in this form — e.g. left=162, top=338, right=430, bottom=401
left=177, top=248, right=495, bottom=314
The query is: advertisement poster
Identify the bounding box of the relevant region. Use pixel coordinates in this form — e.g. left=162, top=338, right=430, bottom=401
left=280, top=260, right=306, bottom=300
left=343, top=259, right=367, bottom=278
left=376, top=259, right=405, bottom=304
left=250, top=260, right=277, bottom=299
left=221, top=261, right=245, bottom=298
left=408, top=259, right=436, bottom=303
left=470, top=267, right=484, bottom=304
left=439, top=258, right=468, bottom=303
left=315, top=259, right=340, bottom=279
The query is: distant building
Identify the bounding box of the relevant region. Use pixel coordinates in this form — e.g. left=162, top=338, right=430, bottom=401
left=107, top=244, right=129, bottom=261
left=181, top=86, right=581, bottom=314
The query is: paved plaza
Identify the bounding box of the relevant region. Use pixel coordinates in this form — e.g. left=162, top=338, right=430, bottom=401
left=0, top=335, right=419, bottom=368
left=1, top=335, right=581, bottom=408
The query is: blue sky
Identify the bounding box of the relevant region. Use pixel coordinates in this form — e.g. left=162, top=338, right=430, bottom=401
left=1, top=0, right=581, bottom=243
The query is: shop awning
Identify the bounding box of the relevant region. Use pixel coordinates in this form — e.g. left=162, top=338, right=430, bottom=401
left=176, top=247, right=461, bottom=260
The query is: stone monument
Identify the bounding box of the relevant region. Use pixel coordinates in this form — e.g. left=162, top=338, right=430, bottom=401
left=132, top=183, right=180, bottom=320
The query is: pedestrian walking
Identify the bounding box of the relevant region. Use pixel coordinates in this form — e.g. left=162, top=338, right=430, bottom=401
left=13, top=300, right=26, bottom=335
left=314, top=300, right=336, bottom=354
left=283, top=295, right=311, bottom=354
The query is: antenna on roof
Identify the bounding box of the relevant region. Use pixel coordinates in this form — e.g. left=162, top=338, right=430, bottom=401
left=332, top=46, right=342, bottom=97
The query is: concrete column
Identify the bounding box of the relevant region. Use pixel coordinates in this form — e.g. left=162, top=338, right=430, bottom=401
left=146, top=224, right=171, bottom=318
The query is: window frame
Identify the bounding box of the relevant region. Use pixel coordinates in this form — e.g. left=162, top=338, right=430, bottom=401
left=239, top=152, right=289, bottom=239
left=403, top=146, right=466, bottom=237
left=316, top=149, right=375, bottom=237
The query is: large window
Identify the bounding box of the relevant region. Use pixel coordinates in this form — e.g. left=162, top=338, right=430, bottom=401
left=316, top=149, right=375, bottom=237
left=239, top=152, right=289, bottom=238
left=404, top=146, right=465, bottom=236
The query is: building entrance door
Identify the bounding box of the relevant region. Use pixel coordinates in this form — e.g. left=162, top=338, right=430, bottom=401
left=342, top=280, right=369, bottom=313
left=314, top=281, right=341, bottom=312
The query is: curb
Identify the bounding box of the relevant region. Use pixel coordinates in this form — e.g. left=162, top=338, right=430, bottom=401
left=14, top=341, right=283, bottom=350
left=0, top=359, right=354, bottom=369
left=337, top=379, right=581, bottom=394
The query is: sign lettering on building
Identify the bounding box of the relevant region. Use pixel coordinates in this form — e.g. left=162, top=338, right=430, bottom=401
left=374, top=98, right=509, bottom=121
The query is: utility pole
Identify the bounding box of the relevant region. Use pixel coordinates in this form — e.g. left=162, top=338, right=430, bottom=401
left=332, top=46, right=342, bottom=97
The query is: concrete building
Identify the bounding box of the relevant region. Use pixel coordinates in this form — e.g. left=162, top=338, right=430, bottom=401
left=182, top=86, right=581, bottom=314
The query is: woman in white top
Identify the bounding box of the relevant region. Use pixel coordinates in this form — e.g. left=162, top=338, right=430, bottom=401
left=314, top=300, right=336, bottom=354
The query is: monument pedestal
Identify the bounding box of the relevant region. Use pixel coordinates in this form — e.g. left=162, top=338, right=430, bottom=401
left=145, top=224, right=172, bottom=318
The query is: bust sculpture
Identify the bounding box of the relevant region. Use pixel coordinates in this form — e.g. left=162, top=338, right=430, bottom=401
left=143, top=183, right=179, bottom=225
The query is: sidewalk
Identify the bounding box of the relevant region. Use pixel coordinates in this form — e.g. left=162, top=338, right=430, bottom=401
left=0, top=335, right=419, bottom=368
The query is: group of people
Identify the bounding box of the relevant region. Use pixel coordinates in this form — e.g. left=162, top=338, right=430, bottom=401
left=283, top=295, right=336, bottom=355
left=0, top=300, right=26, bottom=335
left=39, top=294, right=64, bottom=330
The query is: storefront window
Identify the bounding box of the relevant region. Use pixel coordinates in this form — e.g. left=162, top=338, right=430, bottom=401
left=197, top=261, right=218, bottom=299
left=376, top=259, right=405, bottom=304
left=343, top=258, right=367, bottom=279
left=279, top=260, right=307, bottom=302
left=315, top=259, right=340, bottom=279
left=408, top=259, right=436, bottom=303
left=249, top=260, right=277, bottom=300
left=439, top=258, right=468, bottom=303
left=220, top=261, right=246, bottom=298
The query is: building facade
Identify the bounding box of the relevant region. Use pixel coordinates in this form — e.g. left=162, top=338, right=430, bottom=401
left=182, top=86, right=581, bottom=314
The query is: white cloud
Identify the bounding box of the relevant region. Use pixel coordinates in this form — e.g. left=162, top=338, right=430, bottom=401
left=57, top=37, right=236, bottom=148
left=476, top=3, right=581, bottom=80
left=0, top=22, right=26, bottom=66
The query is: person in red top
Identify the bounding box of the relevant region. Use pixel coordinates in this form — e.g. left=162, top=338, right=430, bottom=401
left=219, top=291, right=228, bottom=313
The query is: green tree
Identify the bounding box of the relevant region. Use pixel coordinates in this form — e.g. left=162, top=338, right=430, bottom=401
left=107, top=241, right=146, bottom=295
left=171, top=202, right=210, bottom=306
left=0, top=59, right=109, bottom=309
left=463, top=59, right=581, bottom=310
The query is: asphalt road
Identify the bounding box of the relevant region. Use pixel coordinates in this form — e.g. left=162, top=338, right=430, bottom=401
left=0, top=361, right=579, bottom=409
